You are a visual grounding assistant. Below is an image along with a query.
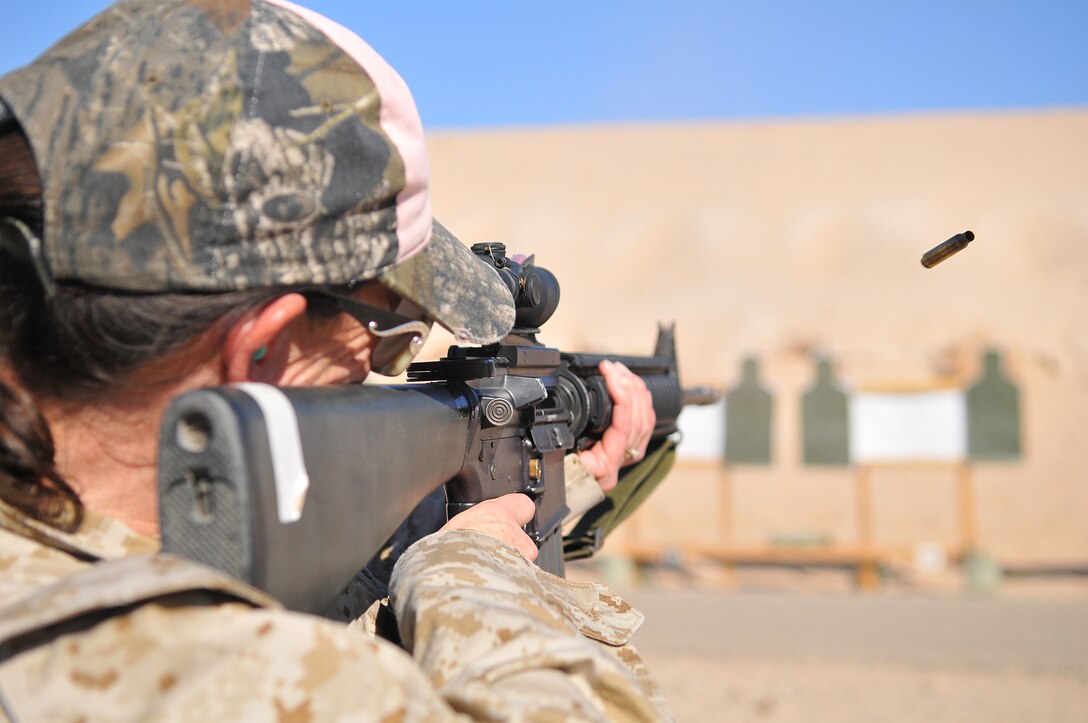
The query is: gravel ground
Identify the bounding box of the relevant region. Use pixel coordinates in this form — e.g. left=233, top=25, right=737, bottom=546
left=581, top=568, right=1088, bottom=722
left=642, top=653, right=1088, bottom=723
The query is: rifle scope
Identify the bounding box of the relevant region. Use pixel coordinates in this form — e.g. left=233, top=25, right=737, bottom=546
left=471, top=242, right=561, bottom=331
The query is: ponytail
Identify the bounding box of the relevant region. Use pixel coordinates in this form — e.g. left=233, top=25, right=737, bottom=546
left=0, top=122, right=81, bottom=530
left=0, top=378, right=81, bottom=531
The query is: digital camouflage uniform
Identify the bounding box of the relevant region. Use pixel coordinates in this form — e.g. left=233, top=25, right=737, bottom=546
left=0, top=500, right=671, bottom=721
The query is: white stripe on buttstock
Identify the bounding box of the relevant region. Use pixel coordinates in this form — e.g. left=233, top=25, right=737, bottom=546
left=233, top=383, right=311, bottom=524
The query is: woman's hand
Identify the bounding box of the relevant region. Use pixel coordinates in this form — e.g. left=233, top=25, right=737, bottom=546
left=577, top=360, right=656, bottom=492
left=438, top=493, right=538, bottom=561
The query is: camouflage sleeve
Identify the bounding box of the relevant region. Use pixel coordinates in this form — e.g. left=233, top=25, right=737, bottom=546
left=391, top=530, right=673, bottom=721
left=563, top=452, right=607, bottom=531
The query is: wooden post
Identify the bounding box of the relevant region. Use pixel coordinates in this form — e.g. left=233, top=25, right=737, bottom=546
left=856, top=464, right=873, bottom=552
left=957, top=461, right=977, bottom=556
left=718, top=464, right=733, bottom=547
left=855, top=464, right=879, bottom=589
left=717, top=464, right=735, bottom=585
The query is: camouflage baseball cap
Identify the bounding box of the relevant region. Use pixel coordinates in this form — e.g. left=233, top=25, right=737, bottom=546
left=0, top=0, right=514, bottom=344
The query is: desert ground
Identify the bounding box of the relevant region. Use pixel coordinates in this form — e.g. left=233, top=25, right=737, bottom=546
left=570, top=561, right=1088, bottom=722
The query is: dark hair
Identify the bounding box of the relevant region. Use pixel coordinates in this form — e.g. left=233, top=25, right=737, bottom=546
left=0, top=126, right=280, bottom=532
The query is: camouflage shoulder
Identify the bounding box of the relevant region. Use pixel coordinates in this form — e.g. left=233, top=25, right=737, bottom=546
left=0, top=593, right=459, bottom=721
left=0, top=553, right=277, bottom=654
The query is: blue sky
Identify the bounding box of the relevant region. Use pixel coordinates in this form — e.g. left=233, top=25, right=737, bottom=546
left=3, top=1, right=1085, bottom=129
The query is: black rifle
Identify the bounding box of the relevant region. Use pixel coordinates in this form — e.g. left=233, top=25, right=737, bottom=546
left=157, top=244, right=716, bottom=614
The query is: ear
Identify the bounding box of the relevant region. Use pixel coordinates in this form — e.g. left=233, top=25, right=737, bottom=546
left=222, top=294, right=308, bottom=383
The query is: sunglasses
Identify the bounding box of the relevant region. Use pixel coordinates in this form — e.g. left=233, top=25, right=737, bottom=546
left=302, top=288, right=432, bottom=376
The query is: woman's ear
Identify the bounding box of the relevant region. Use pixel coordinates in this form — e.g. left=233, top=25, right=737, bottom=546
left=221, top=294, right=308, bottom=383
